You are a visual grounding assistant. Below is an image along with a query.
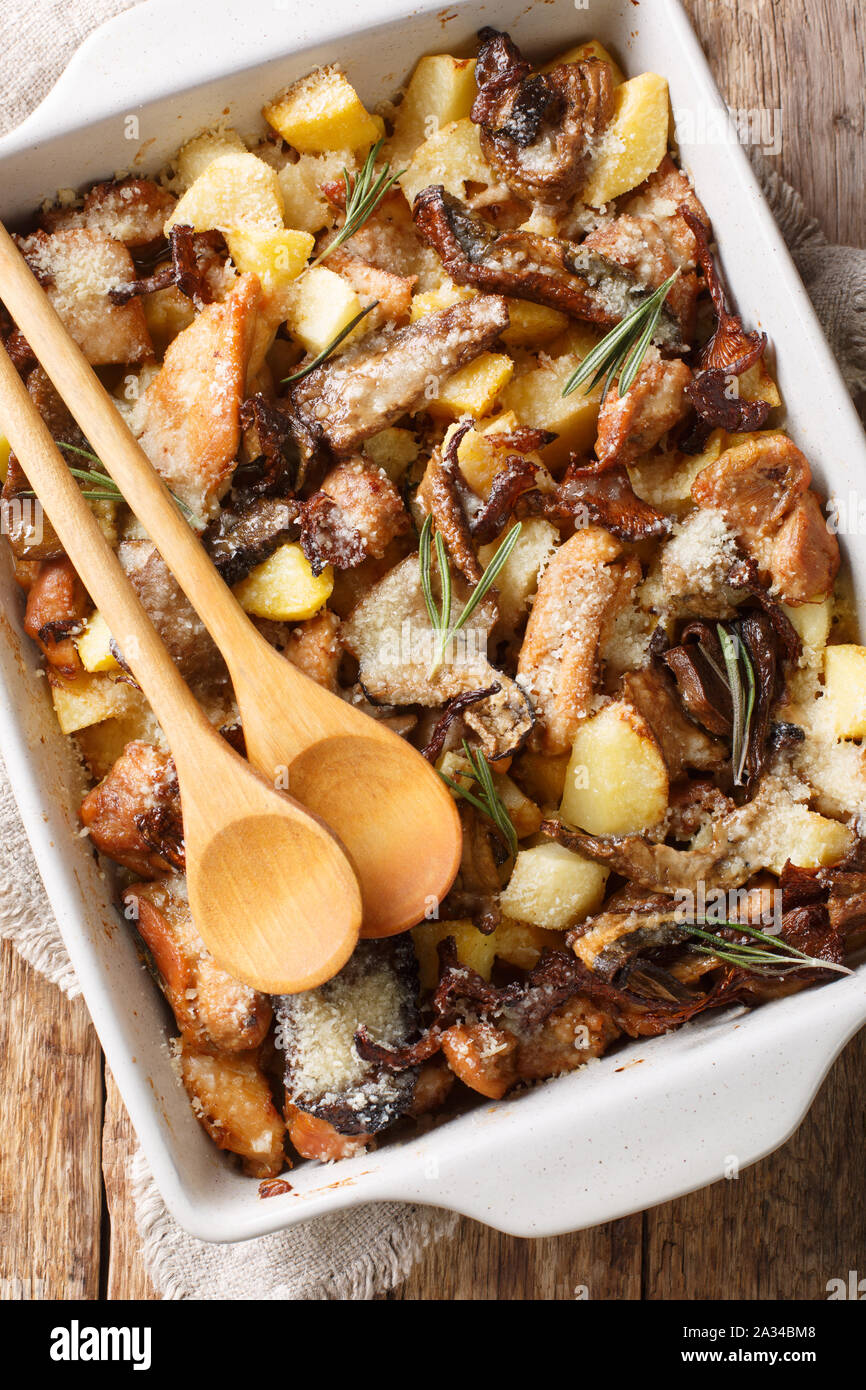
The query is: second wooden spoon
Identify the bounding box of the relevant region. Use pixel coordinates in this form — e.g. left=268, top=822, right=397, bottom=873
left=0, top=342, right=362, bottom=993
left=0, top=223, right=462, bottom=936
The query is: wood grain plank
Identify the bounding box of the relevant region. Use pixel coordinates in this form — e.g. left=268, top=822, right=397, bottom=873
left=643, top=1027, right=866, bottom=1300
left=101, top=1072, right=158, bottom=1301
left=386, top=1214, right=643, bottom=1300
left=0, top=940, right=103, bottom=1300
left=682, top=0, right=866, bottom=246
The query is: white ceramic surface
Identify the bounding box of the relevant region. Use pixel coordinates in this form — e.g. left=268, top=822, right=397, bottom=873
left=1, top=0, right=865, bottom=1244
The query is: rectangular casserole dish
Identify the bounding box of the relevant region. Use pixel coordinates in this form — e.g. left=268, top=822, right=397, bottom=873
left=1, top=0, right=865, bottom=1244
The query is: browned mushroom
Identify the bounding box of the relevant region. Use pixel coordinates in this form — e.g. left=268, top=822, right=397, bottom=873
left=287, top=294, right=509, bottom=458
left=470, top=27, right=614, bottom=205
left=274, top=939, right=419, bottom=1137
left=413, top=186, right=684, bottom=346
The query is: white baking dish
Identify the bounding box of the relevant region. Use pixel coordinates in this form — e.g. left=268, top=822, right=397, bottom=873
left=2, top=0, right=865, bottom=1245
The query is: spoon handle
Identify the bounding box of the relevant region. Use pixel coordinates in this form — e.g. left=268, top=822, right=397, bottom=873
left=0, top=222, right=265, bottom=671
left=0, top=342, right=214, bottom=752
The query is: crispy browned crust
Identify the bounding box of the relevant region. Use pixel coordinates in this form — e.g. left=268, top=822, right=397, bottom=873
left=276, top=938, right=420, bottom=1136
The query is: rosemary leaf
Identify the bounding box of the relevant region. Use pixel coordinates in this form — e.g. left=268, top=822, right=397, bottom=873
left=282, top=301, right=378, bottom=384
left=434, top=529, right=452, bottom=632
left=438, top=771, right=494, bottom=821
left=418, top=515, right=440, bottom=630
left=56, top=439, right=194, bottom=518
left=439, top=743, right=518, bottom=859
left=463, top=739, right=518, bottom=859
left=562, top=269, right=680, bottom=400
left=682, top=919, right=852, bottom=977
left=312, top=140, right=407, bottom=267
left=429, top=522, right=522, bottom=676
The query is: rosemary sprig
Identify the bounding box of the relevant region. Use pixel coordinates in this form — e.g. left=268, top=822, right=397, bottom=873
left=418, top=515, right=522, bottom=677
left=312, top=139, right=407, bottom=268
left=439, top=740, right=519, bottom=859
left=21, top=439, right=194, bottom=516
left=682, top=919, right=852, bottom=978
left=282, top=301, right=378, bottom=384
left=562, top=269, right=680, bottom=400
left=715, top=623, right=756, bottom=787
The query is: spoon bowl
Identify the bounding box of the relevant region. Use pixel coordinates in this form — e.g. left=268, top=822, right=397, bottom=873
left=0, top=220, right=463, bottom=938
left=0, top=337, right=362, bottom=992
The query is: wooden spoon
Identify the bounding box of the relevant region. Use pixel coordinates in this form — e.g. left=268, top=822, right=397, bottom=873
left=0, top=341, right=362, bottom=993
left=0, top=222, right=462, bottom=937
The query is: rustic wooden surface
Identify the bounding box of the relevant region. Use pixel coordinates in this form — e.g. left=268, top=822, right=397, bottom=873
left=1, top=0, right=864, bottom=1302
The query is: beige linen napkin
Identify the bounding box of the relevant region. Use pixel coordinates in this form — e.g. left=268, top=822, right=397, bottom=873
left=1, top=0, right=865, bottom=1301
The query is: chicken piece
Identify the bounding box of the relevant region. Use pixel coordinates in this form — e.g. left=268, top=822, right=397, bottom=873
left=470, top=27, right=614, bottom=205
left=285, top=1105, right=371, bottom=1161
left=768, top=490, right=840, bottom=605
left=23, top=557, right=90, bottom=674
left=517, top=527, right=640, bottom=754
left=440, top=994, right=615, bottom=1098
left=285, top=609, right=342, bottom=691
left=16, top=229, right=152, bottom=364
left=595, top=356, right=692, bottom=466
left=40, top=178, right=177, bottom=248
left=691, top=433, right=839, bottom=603
left=119, top=540, right=227, bottom=688
left=123, top=877, right=271, bottom=1051
left=326, top=247, right=415, bottom=327
left=583, top=214, right=698, bottom=341
left=320, top=458, right=410, bottom=559
left=342, top=553, right=534, bottom=760
left=80, top=740, right=183, bottom=877
left=407, top=1058, right=456, bottom=1116
left=622, top=156, right=711, bottom=269
left=132, top=273, right=260, bottom=520
left=514, top=995, right=618, bottom=1081
left=441, top=1021, right=519, bottom=1100
left=179, top=1041, right=285, bottom=1178
left=287, top=294, right=509, bottom=457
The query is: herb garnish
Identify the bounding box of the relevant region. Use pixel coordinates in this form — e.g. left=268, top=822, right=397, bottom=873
left=698, top=622, right=756, bottom=787
left=561, top=269, right=680, bottom=400
left=24, top=441, right=193, bottom=516
left=312, top=139, right=407, bottom=268
left=281, top=301, right=379, bottom=385
left=419, top=514, right=522, bottom=677
left=682, top=919, right=852, bottom=977
left=439, top=739, right=519, bottom=859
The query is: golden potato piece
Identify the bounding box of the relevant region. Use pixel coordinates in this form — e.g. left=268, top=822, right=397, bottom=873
left=582, top=72, right=670, bottom=206
left=263, top=66, right=382, bottom=152
left=233, top=542, right=333, bottom=621
left=560, top=700, right=669, bottom=835
left=823, top=645, right=866, bottom=738
left=499, top=842, right=609, bottom=930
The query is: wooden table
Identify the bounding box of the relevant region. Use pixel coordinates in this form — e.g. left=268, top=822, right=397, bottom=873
left=1, top=0, right=864, bottom=1302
